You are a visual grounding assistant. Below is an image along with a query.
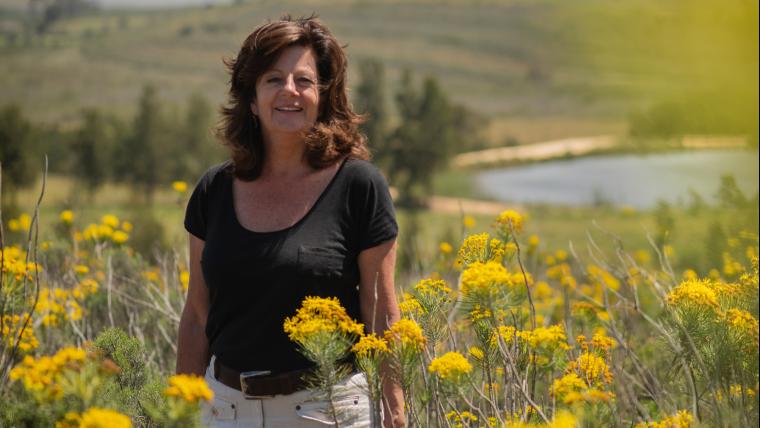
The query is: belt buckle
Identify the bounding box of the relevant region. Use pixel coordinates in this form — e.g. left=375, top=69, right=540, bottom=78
left=240, top=370, right=272, bottom=399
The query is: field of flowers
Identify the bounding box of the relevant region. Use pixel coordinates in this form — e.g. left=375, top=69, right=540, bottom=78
left=1, top=185, right=758, bottom=427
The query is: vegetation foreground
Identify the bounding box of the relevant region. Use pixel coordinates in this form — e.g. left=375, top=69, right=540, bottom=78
left=0, top=195, right=758, bottom=427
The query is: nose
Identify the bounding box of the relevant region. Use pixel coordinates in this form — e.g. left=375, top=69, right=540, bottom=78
left=283, top=75, right=298, bottom=95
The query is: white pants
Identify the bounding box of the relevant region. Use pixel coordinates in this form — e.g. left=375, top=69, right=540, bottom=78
left=201, top=356, right=377, bottom=427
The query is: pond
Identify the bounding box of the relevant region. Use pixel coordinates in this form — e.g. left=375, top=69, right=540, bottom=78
left=474, top=149, right=759, bottom=209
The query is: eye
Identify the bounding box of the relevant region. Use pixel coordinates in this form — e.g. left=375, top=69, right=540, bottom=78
left=298, top=77, right=315, bottom=85
left=266, top=76, right=282, bottom=84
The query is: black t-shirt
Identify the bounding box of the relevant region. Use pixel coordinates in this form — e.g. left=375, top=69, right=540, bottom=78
left=184, top=157, right=398, bottom=372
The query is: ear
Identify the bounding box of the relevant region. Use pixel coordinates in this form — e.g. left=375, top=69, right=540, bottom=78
left=250, top=100, right=258, bottom=116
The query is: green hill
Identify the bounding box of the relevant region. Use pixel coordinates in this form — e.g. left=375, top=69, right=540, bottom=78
left=0, top=0, right=756, bottom=144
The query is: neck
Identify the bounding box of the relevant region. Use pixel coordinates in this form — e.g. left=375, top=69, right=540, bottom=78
left=260, top=131, right=311, bottom=179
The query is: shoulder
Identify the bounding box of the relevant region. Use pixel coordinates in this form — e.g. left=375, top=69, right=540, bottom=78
left=193, top=160, right=233, bottom=193
left=342, top=158, right=390, bottom=188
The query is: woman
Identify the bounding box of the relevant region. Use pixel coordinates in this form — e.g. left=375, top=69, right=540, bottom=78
left=176, top=16, right=404, bottom=428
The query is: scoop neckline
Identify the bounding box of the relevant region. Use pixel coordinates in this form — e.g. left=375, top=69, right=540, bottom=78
left=229, top=157, right=349, bottom=235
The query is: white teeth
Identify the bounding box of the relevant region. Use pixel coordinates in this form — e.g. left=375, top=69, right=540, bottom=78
left=276, top=107, right=302, bottom=111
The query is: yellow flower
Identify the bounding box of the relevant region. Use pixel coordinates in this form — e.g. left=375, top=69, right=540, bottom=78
left=551, top=372, right=586, bottom=397
left=457, top=233, right=502, bottom=267
left=19, top=214, right=32, bottom=231
left=75, top=408, right=132, bottom=428
left=460, top=261, right=515, bottom=298
left=283, top=296, right=363, bottom=343
left=568, top=352, right=613, bottom=385
left=164, top=374, right=213, bottom=403
left=1, top=313, right=39, bottom=352
left=724, top=308, right=759, bottom=345
left=352, top=333, right=390, bottom=358
left=517, top=325, right=570, bottom=352
left=101, top=214, right=120, bottom=229
left=74, top=265, right=90, bottom=275
left=172, top=180, right=188, bottom=193
left=495, top=210, right=524, bottom=235
left=446, top=410, right=478, bottom=426
left=59, top=210, right=74, bottom=224
left=666, top=278, right=720, bottom=311
left=179, top=270, right=190, bottom=291
left=428, top=351, right=472, bottom=381
left=121, top=221, right=133, bottom=232
left=634, top=410, right=693, bottom=428
left=413, top=278, right=452, bottom=298
left=111, top=230, right=129, bottom=244
left=463, top=215, right=476, bottom=229
left=8, top=219, right=20, bottom=231
left=398, top=293, right=423, bottom=317
left=384, top=319, right=426, bottom=351
left=468, top=346, right=485, bottom=361
left=439, top=242, right=453, bottom=254
left=10, top=347, right=86, bottom=400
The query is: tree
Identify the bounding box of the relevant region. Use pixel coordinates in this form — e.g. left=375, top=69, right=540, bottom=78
left=355, top=59, right=389, bottom=166
left=0, top=104, right=37, bottom=210
left=71, top=109, right=113, bottom=202
left=116, top=85, right=168, bottom=204
left=386, top=71, right=471, bottom=207
left=171, top=93, right=218, bottom=181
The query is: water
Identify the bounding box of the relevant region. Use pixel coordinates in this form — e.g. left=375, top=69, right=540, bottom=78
left=475, top=149, right=759, bottom=208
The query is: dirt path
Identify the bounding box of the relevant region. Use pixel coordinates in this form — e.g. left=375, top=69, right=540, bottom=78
left=428, top=195, right=522, bottom=215
left=452, top=135, right=618, bottom=168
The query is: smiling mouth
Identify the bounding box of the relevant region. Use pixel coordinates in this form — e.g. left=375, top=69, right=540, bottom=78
left=275, top=107, right=303, bottom=112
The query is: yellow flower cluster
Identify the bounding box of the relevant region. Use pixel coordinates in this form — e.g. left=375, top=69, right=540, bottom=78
left=460, top=261, right=517, bottom=297
left=352, top=333, right=390, bottom=358
left=172, top=180, right=188, bottom=193
left=1, top=313, right=39, bottom=352
left=179, top=270, right=190, bottom=291
left=456, top=233, right=505, bottom=267
left=398, top=293, right=423, bottom=317
left=724, top=308, right=759, bottom=345
left=517, top=325, right=570, bottom=352
left=495, top=209, right=524, bottom=235
left=551, top=371, right=615, bottom=405
left=414, top=278, right=452, bottom=298
left=164, top=374, right=213, bottom=403
left=2, top=246, right=42, bottom=281
left=6, top=213, right=32, bottom=232
left=440, top=242, right=453, bottom=254
left=56, top=407, right=132, bottom=428
left=446, top=410, right=478, bottom=427
left=283, top=296, right=364, bottom=343
left=385, top=318, right=426, bottom=351
left=586, top=264, right=620, bottom=291
left=634, top=410, right=693, bottom=428
left=36, top=279, right=100, bottom=327
left=505, top=410, right=577, bottom=428
left=666, top=278, right=720, bottom=311
left=428, top=351, right=473, bottom=381
left=576, top=330, right=617, bottom=357
left=78, top=214, right=131, bottom=244
left=10, top=346, right=87, bottom=400
left=492, top=325, right=517, bottom=347
left=568, top=352, right=613, bottom=385
left=59, top=210, right=75, bottom=224
left=546, top=263, right=576, bottom=290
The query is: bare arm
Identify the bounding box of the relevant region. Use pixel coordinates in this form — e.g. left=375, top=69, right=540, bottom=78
left=358, top=239, right=405, bottom=428
left=176, top=233, right=211, bottom=375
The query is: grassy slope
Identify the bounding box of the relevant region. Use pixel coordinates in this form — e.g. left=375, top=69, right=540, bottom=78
left=1, top=0, right=755, bottom=143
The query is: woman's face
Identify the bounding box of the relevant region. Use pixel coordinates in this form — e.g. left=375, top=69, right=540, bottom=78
left=251, top=45, right=320, bottom=140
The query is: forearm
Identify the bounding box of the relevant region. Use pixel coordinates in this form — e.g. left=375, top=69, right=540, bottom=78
left=381, top=362, right=405, bottom=428
left=176, top=310, right=210, bottom=375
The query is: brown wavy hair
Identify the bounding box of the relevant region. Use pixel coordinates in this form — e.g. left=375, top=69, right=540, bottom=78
left=218, top=15, right=369, bottom=180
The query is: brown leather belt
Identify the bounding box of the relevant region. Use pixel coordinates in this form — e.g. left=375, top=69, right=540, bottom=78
left=213, top=358, right=311, bottom=398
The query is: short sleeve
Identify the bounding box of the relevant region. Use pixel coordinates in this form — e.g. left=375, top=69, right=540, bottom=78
left=351, top=161, right=399, bottom=251
left=184, top=163, right=226, bottom=240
